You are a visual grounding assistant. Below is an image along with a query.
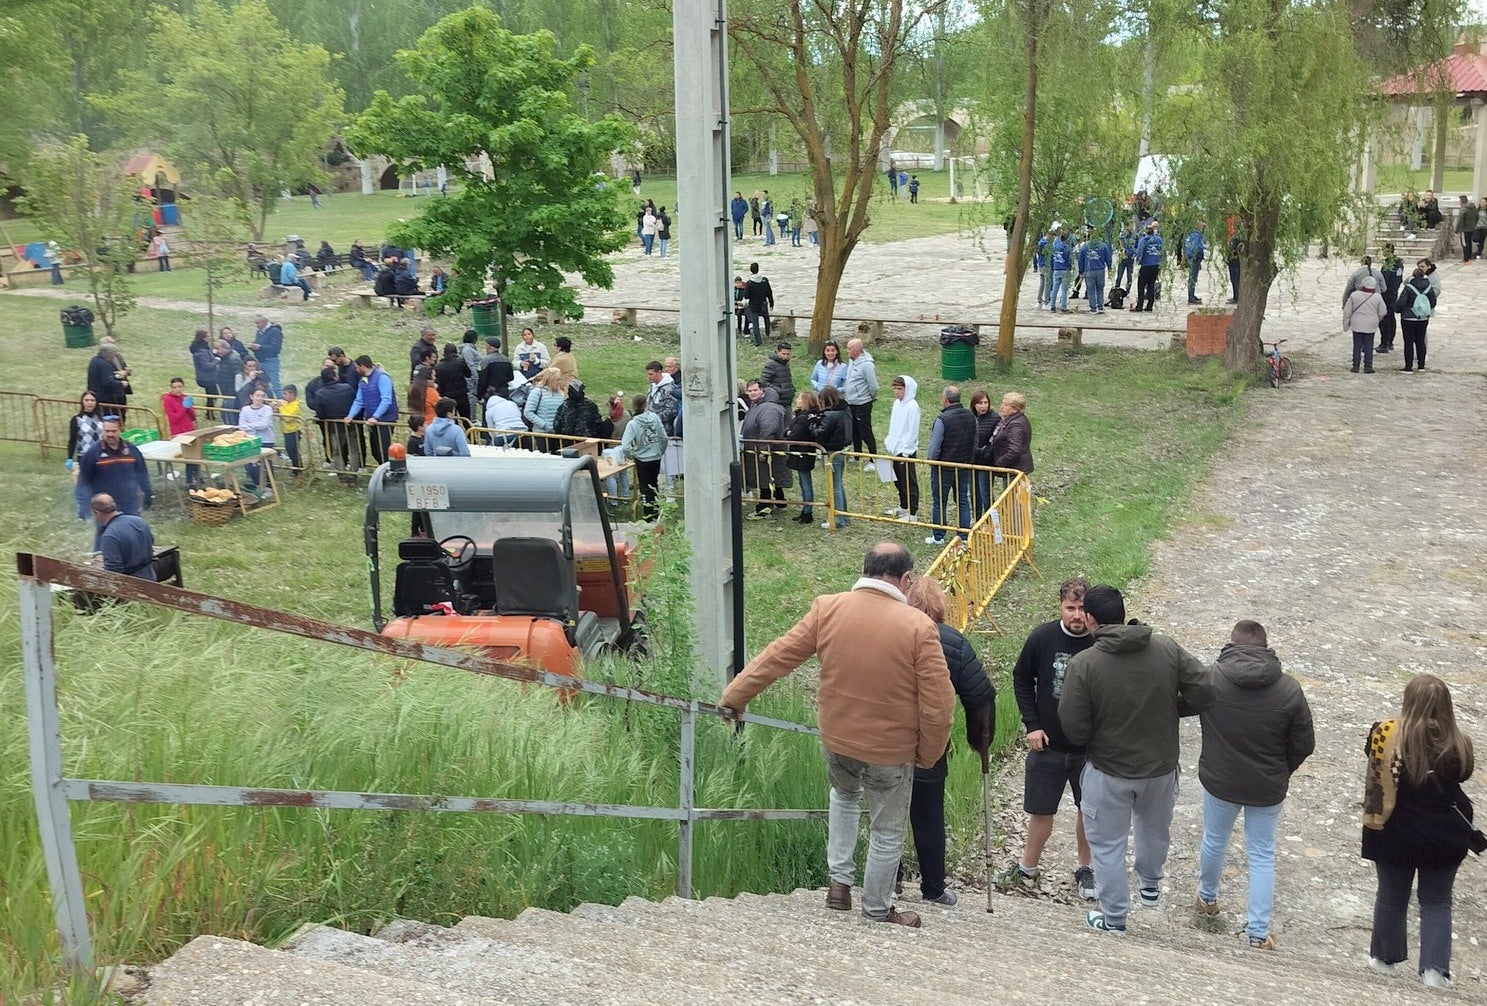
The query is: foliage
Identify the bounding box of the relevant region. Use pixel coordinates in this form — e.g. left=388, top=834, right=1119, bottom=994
left=729, top=0, right=950, bottom=353
left=186, top=168, right=255, bottom=335
left=346, top=8, right=635, bottom=323
left=17, top=136, right=138, bottom=339
left=106, top=0, right=344, bottom=242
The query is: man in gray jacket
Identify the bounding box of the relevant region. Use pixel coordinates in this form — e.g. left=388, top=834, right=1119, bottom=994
left=1058, top=585, right=1213, bottom=933
left=843, top=338, right=879, bottom=460
left=1194, top=620, right=1314, bottom=951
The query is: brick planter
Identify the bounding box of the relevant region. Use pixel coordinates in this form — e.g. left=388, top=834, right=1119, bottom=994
left=1186, top=310, right=1232, bottom=358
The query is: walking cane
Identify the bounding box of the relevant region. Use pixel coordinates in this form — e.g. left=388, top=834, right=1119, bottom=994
left=979, top=714, right=994, bottom=914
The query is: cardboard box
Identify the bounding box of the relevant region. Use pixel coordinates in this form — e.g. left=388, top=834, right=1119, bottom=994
left=174, top=425, right=244, bottom=460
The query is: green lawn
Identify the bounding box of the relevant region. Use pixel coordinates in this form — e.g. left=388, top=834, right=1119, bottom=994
left=1375, top=163, right=1477, bottom=196
left=0, top=281, right=1248, bottom=1000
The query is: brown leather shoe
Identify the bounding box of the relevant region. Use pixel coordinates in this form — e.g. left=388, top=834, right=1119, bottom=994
left=880, top=907, right=922, bottom=928
left=826, top=881, right=852, bottom=911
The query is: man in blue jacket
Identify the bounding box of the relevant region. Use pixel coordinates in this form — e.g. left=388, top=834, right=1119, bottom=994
left=78, top=417, right=152, bottom=516
left=1132, top=222, right=1164, bottom=312
left=345, top=355, right=398, bottom=464
left=730, top=191, right=749, bottom=239
left=1048, top=227, right=1073, bottom=314
left=1184, top=221, right=1207, bottom=305
left=1079, top=231, right=1113, bottom=315
left=250, top=314, right=285, bottom=395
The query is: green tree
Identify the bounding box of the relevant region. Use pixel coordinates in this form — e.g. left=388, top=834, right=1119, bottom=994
left=18, top=136, right=138, bottom=339
left=187, top=167, right=255, bottom=335
left=114, top=0, right=344, bottom=241
left=1165, top=0, right=1459, bottom=370
left=730, top=0, right=950, bottom=352
left=346, top=8, right=635, bottom=325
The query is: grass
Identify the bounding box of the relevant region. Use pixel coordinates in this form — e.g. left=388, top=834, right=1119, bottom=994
left=0, top=281, right=1249, bottom=1000
left=1375, top=163, right=1476, bottom=196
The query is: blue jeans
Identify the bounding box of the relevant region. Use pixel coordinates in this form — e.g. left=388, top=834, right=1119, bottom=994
left=828, top=453, right=848, bottom=527
left=929, top=467, right=972, bottom=541
left=658, top=237, right=668, bottom=257
left=974, top=469, right=992, bottom=515
left=1198, top=790, right=1282, bottom=940
left=1037, top=269, right=1050, bottom=307
left=733, top=218, right=744, bottom=239
left=641, top=234, right=654, bottom=255
left=1115, top=257, right=1133, bottom=291
left=1187, top=257, right=1202, bottom=300
left=259, top=358, right=281, bottom=398
left=797, top=469, right=814, bottom=518
left=1049, top=270, right=1070, bottom=311
left=1086, top=270, right=1106, bottom=312
left=791, top=225, right=802, bottom=246
left=764, top=220, right=776, bottom=246
left=1372, top=860, right=1459, bottom=974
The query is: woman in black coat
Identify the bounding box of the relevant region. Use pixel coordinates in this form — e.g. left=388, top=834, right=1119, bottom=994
left=434, top=343, right=473, bottom=420
left=814, top=386, right=853, bottom=529
left=969, top=389, right=1001, bottom=515
left=990, top=391, right=1034, bottom=477
left=784, top=391, right=822, bottom=524
left=1362, top=674, right=1476, bottom=988
left=902, top=574, right=996, bottom=905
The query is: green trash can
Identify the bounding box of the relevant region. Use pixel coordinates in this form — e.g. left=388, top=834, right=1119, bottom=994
left=939, top=326, right=978, bottom=380
left=470, top=298, right=502, bottom=344
left=61, top=305, right=96, bottom=349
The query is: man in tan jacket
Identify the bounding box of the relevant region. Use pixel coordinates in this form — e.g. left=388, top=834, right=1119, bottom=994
left=720, top=542, right=954, bottom=928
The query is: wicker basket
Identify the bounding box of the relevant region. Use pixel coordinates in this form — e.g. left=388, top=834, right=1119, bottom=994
left=188, top=499, right=238, bottom=525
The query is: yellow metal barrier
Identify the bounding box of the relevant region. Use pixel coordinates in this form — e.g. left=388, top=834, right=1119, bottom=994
left=924, top=472, right=1036, bottom=634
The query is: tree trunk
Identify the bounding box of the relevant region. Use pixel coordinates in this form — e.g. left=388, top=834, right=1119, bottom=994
left=1224, top=204, right=1280, bottom=371
left=808, top=230, right=852, bottom=355
left=996, top=0, right=1041, bottom=366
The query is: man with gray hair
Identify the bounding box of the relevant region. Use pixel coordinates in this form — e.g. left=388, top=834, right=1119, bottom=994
left=90, top=493, right=156, bottom=581
left=1058, top=584, right=1213, bottom=934
left=720, top=542, right=954, bottom=928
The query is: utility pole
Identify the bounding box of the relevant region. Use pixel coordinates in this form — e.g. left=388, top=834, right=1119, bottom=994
left=673, top=0, right=741, bottom=690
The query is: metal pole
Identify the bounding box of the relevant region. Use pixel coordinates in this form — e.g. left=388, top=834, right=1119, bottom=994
left=673, top=0, right=740, bottom=689
left=20, top=578, right=92, bottom=973
left=677, top=702, right=697, bottom=898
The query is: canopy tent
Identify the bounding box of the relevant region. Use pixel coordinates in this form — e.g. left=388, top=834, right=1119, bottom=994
left=1378, top=40, right=1487, bottom=197
left=123, top=152, right=183, bottom=203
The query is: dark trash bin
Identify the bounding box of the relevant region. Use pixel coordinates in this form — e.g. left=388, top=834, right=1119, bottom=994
left=61, top=305, right=95, bottom=349
left=939, top=325, right=978, bottom=380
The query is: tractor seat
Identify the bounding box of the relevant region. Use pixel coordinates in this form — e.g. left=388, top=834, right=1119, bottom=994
left=392, top=537, right=459, bottom=617
left=489, top=537, right=579, bottom=630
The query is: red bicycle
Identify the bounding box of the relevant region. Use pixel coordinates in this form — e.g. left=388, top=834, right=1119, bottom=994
left=1260, top=339, right=1293, bottom=389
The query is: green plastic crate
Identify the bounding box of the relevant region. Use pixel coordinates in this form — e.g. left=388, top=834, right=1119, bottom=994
left=202, top=436, right=261, bottom=462
left=122, top=428, right=159, bottom=445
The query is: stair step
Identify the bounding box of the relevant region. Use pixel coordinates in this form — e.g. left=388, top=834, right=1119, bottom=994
left=282, top=922, right=679, bottom=1005
left=140, top=935, right=497, bottom=1005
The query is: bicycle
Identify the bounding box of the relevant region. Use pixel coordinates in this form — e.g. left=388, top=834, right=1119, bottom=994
left=1260, top=338, right=1293, bottom=388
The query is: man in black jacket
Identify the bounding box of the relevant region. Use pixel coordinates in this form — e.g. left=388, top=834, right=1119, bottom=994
left=924, top=385, right=977, bottom=546
left=1194, top=620, right=1314, bottom=951
left=310, top=365, right=359, bottom=472
left=744, top=262, right=774, bottom=347
left=999, top=577, right=1097, bottom=900
left=475, top=337, right=515, bottom=404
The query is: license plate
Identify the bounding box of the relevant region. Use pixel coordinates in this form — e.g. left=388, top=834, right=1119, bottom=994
left=406, top=482, right=450, bottom=510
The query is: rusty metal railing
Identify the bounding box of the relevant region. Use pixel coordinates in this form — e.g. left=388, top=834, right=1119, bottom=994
left=18, top=552, right=822, bottom=975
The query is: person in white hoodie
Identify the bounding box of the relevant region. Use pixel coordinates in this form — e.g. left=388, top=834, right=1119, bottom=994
left=883, top=375, right=921, bottom=520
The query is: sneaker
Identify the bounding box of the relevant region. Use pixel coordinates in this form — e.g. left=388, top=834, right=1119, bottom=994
left=884, top=507, right=902, bottom=516
left=821, top=520, right=849, bottom=530
left=1138, top=886, right=1161, bottom=909
left=1193, top=894, right=1219, bottom=917
left=1086, top=911, right=1126, bottom=933
left=993, top=864, right=1040, bottom=892
left=1423, top=969, right=1451, bottom=989
left=744, top=511, right=769, bottom=521
left=1249, top=934, right=1277, bottom=951
left=902, top=513, right=919, bottom=523
left=861, top=461, right=875, bottom=473
left=1074, top=866, right=1096, bottom=901
left=924, top=535, right=945, bottom=545
left=1368, top=957, right=1396, bottom=976
left=925, top=890, right=958, bottom=906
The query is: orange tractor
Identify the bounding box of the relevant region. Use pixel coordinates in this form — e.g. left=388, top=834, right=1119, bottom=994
left=365, top=451, right=646, bottom=676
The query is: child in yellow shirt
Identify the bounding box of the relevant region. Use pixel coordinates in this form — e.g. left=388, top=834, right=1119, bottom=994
left=273, top=385, right=304, bottom=473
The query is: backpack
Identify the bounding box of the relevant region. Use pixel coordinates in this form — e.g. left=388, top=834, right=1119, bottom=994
left=1407, top=284, right=1434, bottom=320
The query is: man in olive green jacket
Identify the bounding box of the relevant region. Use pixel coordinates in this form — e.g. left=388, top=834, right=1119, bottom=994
left=1058, top=584, right=1213, bottom=933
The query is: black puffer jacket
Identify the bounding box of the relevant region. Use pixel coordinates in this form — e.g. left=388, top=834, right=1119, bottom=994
left=916, top=622, right=997, bottom=782
left=815, top=402, right=851, bottom=452
left=785, top=408, right=821, bottom=471
left=973, top=410, right=1000, bottom=465
left=552, top=381, right=600, bottom=439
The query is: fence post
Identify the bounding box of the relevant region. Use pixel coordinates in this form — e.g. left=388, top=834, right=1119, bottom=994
left=677, top=701, right=696, bottom=899
left=20, top=576, right=92, bottom=973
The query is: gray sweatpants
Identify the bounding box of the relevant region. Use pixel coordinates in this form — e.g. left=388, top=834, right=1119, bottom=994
left=1081, top=763, right=1180, bottom=926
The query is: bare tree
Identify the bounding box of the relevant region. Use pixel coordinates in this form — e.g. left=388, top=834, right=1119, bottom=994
left=730, top=0, right=946, bottom=352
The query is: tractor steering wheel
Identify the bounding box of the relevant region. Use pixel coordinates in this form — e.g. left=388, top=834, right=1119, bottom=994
left=438, top=535, right=478, bottom=573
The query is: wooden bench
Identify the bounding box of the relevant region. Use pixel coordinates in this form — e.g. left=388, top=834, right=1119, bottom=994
left=4, top=263, right=83, bottom=289
left=351, top=291, right=428, bottom=309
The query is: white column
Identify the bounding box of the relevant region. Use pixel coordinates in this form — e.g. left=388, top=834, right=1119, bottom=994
left=1473, top=100, right=1487, bottom=199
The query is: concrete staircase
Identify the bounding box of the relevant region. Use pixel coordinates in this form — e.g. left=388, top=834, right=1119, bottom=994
left=135, top=887, right=1481, bottom=1004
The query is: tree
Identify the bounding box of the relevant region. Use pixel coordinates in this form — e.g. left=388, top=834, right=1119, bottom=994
left=114, top=0, right=344, bottom=241
left=729, top=0, right=948, bottom=352
left=188, top=168, right=255, bottom=336
left=346, top=8, right=635, bottom=325
left=18, top=136, right=138, bottom=339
